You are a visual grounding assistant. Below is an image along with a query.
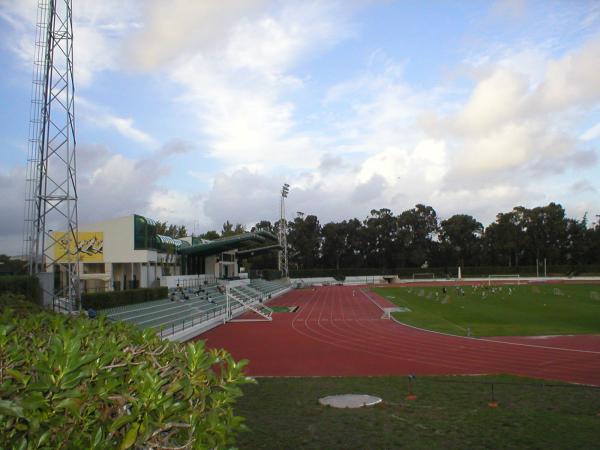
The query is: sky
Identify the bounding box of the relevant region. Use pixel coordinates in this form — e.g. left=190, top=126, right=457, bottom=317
left=0, top=0, right=599, bottom=255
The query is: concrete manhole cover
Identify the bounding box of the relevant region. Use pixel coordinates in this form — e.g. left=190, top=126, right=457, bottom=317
left=319, top=394, right=382, bottom=408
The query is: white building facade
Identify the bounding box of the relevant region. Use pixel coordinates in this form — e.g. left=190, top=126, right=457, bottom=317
left=51, top=215, right=183, bottom=293
left=50, top=214, right=280, bottom=293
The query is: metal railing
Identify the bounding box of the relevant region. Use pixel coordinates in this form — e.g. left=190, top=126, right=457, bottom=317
left=52, top=295, right=77, bottom=314
left=172, top=275, right=217, bottom=290
left=157, top=301, right=246, bottom=338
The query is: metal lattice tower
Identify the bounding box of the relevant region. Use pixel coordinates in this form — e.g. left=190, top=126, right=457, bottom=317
left=23, top=0, right=80, bottom=309
left=278, top=183, right=289, bottom=278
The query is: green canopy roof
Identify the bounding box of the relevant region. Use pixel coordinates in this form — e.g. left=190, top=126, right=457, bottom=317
left=156, top=234, right=189, bottom=248
left=236, top=243, right=283, bottom=258
left=178, top=231, right=278, bottom=257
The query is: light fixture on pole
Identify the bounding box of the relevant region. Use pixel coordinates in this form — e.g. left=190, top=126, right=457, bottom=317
left=278, top=183, right=290, bottom=278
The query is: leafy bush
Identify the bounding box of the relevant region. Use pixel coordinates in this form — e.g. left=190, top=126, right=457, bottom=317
left=81, top=287, right=168, bottom=310
left=0, top=275, right=40, bottom=304
left=0, top=296, right=253, bottom=449
left=0, top=293, right=42, bottom=317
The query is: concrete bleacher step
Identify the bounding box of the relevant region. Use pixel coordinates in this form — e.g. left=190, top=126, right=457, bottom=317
left=140, top=300, right=229, bottom=330
left=106, top=294, right=226, bottom=327
left=102, top=279, right=290, bottom=335
left=108, top=295, right=209, bottom=321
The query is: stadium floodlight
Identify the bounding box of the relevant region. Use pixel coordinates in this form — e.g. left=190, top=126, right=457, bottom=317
left=278, top=183, right=290, bottom=278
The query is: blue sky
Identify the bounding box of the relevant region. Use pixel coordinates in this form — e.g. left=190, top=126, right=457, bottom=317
left=1, top=0, right=599, bottom=255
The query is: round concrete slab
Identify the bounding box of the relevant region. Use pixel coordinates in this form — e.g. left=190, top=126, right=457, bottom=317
left=319, top=394, right=382, bottom=408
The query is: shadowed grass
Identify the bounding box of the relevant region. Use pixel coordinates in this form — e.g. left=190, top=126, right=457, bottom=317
left=237, top=375, right=600, bottom=450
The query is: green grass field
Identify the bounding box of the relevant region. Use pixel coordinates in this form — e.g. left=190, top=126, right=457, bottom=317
left=236, top=376, right=600, bottom=450
left=372, top=283, right=600, bottom=336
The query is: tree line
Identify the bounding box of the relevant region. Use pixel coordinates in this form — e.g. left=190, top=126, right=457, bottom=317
left=247, top=203, right=600, bottom=271
left=142, top=203, right=600, bottom=271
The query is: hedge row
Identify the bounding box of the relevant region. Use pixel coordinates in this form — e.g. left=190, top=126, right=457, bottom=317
left=0, top=294, right=251, bottom=449
left=0, top=275, right=40, bottom=304
left=288, top=264, right=600, bottom=279
left=81, top=286, right=168, bottom=310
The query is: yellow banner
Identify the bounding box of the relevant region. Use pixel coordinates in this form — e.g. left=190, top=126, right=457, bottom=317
left=53, top=231, right=104, bottom=262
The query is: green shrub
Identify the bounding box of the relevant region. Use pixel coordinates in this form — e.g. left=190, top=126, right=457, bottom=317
left=0, top=293, right=42, bottom=316
left=0, top=297, right=253, bottom=449
left=81, top=287, right=168, bottom=310
left=0, top=275, right=40, bottom=304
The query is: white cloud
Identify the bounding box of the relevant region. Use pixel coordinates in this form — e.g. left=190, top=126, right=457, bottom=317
left=0, top=166, right=27, bottom=255
left=426, top=36, right=600, bottom=186
left=351, top=175, right=387, bottom=203
left=73, top=24, right=116, bottom=87
left=570, top=180, right=597, bottom=194
left=124, top=0, right=270, bottom=71
left=148, top=189, right=206, bottom=230
left=581, top=121, right=600, bottom=141
left=490, top=0, right=527, bottom=21
left=158, top=139, right=195, bottom=157
left=167, top=1, right=350, bottom=169
left=102, top=116, right=155, bottom=146
left=455, top=69, right=529, bottom=135
left=358, top=140, right=448, bottom=186
left=77, top=146, right=168, bottom=224
left=536, top=35, right=600, bottom=110
left=225, top=2, right=345, bottom=79
left=0, top=0, right=141, bottom=87
left=78, top=98, right=156, bottom=146
left=0, top=143, right=176, bottom=255
left=451, top=123, right=533, bottom=175
left=203, top=168, right=283, bottom=228
left=1, top=0, right=598, bottom=249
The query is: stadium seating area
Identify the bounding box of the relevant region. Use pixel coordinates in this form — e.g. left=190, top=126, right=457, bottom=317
left=250, top=279, right=290, bottom=297
left=100, top=279, right=291, bottom=336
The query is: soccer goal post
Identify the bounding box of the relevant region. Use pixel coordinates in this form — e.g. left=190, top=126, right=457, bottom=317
left=412, top=272, right=435, bottom=280
left=488, top=274, right=520, bottom=286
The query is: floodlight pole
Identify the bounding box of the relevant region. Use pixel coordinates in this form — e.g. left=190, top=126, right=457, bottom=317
left=23, top=0, right=80, bottom=310
left=278, top=183, right=289, bottom=278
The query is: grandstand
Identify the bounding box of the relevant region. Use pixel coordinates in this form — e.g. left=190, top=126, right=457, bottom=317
left=250, top=278, right=291, bottom=297
left=101, top=278, right=291, bottom=337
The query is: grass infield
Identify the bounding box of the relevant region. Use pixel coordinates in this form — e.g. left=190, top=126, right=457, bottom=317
left=372, top=283, right=600, bottom=336
left=236, top=375, right=600, bottom=450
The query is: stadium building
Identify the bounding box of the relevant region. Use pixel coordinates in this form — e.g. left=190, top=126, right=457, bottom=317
left=50, top=214, right=280, bottom=293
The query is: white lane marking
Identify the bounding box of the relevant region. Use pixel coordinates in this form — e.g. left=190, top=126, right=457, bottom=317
left=360, top=289, right=600, bottom=355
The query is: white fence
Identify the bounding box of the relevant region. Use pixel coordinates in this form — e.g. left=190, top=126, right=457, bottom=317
left=159, top=274, right=216, bottom=289
left=290, top=275, right=386, bottom=286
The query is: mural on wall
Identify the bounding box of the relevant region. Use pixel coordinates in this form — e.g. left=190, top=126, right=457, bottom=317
left=53, top=231, right=104, bottom=262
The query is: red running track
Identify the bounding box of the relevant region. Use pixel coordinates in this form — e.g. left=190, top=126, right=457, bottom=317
left=195, top=286, right=600, bottom=385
